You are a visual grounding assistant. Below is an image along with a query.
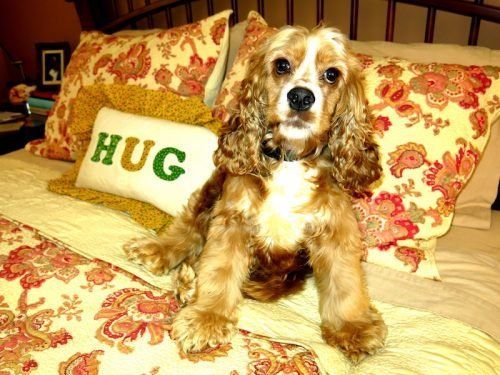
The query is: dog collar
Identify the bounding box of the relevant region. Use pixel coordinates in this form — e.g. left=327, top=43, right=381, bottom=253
left=262, top=145, right=318, bottom=162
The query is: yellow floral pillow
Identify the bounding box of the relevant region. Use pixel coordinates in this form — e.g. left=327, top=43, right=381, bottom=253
left=354, top=55, right=499, bottom=278
left=48, top=84, right=221, bottom=233
left=27, top=10, right=231, bottom=161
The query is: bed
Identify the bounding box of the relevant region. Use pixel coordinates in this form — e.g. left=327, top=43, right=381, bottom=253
left=1, top=1, right=499, bottom=374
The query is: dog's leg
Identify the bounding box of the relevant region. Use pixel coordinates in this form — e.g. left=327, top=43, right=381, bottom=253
left=172, top=255, right=199, bottom=305
left=307, top=207, right=387, bottom=363
left=124, top=192, right=205, bottom=275
left=124, top=170, right=226, bottom=275
left=171, top=210, right=251, bottom=353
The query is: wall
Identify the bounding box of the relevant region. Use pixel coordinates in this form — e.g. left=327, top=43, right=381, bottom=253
left=0, top=54, right=12, bottom=101
left=0, top=0, right=82, bottom=102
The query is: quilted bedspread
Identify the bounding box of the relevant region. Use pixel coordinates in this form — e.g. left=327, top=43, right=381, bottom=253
left=0, top=215, right=320, bottom=374
left=0, top=154, right=499, bottom=374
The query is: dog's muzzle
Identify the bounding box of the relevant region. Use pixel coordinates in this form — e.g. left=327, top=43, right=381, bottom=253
left=287, top=87, right=315, bottom=112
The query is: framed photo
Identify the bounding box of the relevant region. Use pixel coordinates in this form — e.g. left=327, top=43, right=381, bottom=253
left=36, top=42, right=70, bottom=91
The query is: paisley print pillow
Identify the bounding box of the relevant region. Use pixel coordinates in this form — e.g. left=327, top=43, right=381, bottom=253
left=26, top=10, right=232, bottom=161
left=212, top=11, right=277, bottom=123
left=212, top=19, right=499, bottom=279
left=356, top=56, right=499, bottom=278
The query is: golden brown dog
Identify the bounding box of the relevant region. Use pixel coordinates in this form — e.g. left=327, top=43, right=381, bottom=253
left=125, top=25, right=387, bottom=363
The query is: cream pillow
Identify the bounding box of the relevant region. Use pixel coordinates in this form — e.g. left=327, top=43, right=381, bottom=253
left=225, top=20, right=248, bottom=77
left=351, top=40, right=500, bottom=230
left=352, top=54, right=499, bottom=279
left=76, top=107, right=218, bottom=216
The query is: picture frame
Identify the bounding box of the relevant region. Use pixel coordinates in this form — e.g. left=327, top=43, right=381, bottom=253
left=35, top=42, right=71, bottom=91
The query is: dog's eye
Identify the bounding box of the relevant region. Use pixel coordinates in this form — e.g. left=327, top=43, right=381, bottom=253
left=324, top=68, right=340, bottom=84
left=275, top=59, right=291, bottom=75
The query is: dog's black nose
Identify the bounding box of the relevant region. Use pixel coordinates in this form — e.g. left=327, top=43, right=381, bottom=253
left=287, top=87, right=315, bottom=112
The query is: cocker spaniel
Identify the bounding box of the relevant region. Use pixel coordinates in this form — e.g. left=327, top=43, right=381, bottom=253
left=125, top=25, right=387, bottom=363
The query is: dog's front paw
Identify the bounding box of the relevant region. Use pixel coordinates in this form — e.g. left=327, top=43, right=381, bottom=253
left=123, top=238, right=172, bottom=276
left=173, top=262, right=196, bottom=305
left=171, top=306, right=236, bottom=353
left=322, top=306, right=387, bottom=364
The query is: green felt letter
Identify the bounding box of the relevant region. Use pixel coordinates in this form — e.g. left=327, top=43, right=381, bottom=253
left=90, top=132, right=123, bottom=165
left=153, top=147, right=186, bottom=181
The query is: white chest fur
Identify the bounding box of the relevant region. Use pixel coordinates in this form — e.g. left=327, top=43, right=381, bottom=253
left=256, top=162, right=317, bottom=250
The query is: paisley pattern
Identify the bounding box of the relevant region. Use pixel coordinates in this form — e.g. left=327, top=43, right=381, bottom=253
left=25, top=11, right=231, bottom=161
left=409, top=63, right=493, bottom=110
left=107, top=43, right=152, bottom=82
left=359, top=57, right=498, bottom=278
left=58, top=350, right=104, bottom=375
left=387, top=143, right=428, bottom=178
left=0, top=240, right=90, bottom=289
left=355, top=192, right=420, bottom=249
left=0, top=215, right=321, bottom=374
left=424, top=138, right=481, bottom=216
left=94, top=288, right=179, bottom=353
left=212, top=11, right=277, bottom=123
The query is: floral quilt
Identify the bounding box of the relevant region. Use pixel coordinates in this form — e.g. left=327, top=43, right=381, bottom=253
left=0, top=216, right=320, bottom=375
left=1, top=155, right=499, bottom=374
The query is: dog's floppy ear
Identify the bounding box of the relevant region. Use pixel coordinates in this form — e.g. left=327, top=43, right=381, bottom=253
left=213, top=48, right=268, bottom=175
left=328, top=67, right=381, bottom=197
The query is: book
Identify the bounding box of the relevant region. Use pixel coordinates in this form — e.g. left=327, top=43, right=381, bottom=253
left=28, top=97, right=54, bottom=110
left=29, top=113, right=48, bottom=124
left=29, top=107, right=50, bottom=116
left=0, top=120, right=24, bottom=133
left=32, top=90, right=58, bottom=100
left=0, top=111, right=26, bottom=124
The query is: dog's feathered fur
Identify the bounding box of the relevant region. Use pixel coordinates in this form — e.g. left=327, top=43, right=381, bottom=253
left=125, top=25, right=387, bottom=363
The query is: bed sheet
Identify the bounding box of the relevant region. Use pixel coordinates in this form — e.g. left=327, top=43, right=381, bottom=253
left=0, top=150, right=498, bottom=374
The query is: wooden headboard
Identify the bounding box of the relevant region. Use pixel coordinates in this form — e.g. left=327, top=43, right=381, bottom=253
left=71, top=0, right=500, bottom=46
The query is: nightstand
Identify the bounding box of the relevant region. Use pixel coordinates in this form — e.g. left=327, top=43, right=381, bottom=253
left=0, top=119, right=45, bottom=155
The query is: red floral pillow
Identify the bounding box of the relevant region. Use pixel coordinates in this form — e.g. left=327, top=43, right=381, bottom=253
left=354, top=56, right=499, bottom=278
left=26, top=10, right=232, bottom=161
left=212, top=16, right=500, bottom=279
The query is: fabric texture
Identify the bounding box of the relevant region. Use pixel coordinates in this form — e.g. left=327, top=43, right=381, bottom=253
left=351, top=40, right=500, bottom=230
left=212, top=11, right=277, bottom=124
left=48, top=84, right=221, bottom=233
left=0, top=214, right=322, bottom=375
left=225, top=20, right=249, bottom=77
left=212, top=13, right=500, bottom=278
left=354, top=55, right=498, bottom=278
left=25, top=10, right=231, bottom=161
left=450, top=123, right=499, bottom=228
left=76, top=107, right=218, bottom=216
left=0, top=151, right=499, bottom=374
left=363, top=210, right=500, bottom=341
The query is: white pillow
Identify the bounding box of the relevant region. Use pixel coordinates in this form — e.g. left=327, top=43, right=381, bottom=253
left=76, top=107, right=218, bottom=216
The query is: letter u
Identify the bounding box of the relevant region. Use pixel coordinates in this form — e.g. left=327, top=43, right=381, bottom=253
left=121, top=137, right=156, bottom=172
